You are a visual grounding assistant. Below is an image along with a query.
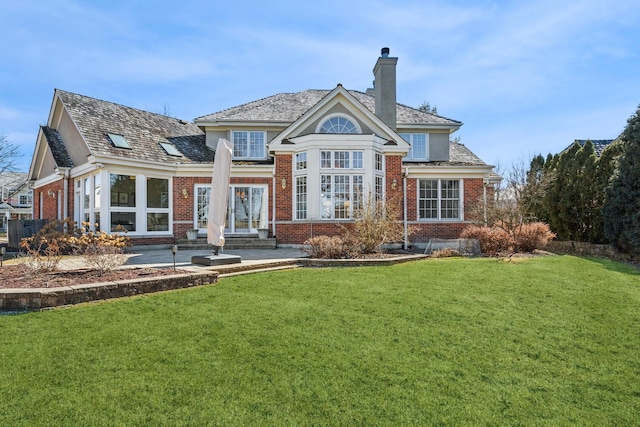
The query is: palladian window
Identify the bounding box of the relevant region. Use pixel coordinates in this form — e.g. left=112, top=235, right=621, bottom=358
left=319, top=116, right=359, bottom=134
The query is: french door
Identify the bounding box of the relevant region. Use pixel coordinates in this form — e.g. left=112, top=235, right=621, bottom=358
left=195, top=184, right=267, bottom=234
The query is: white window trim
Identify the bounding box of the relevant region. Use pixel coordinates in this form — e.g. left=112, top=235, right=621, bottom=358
left=231, top=130, right=267, bottom=160
left=105, top=172, right=173, bottom=236
left=417, top=179, right=464, bottom=221
left=400, top=133, right=430, bottom=161
left=194, top=183, right=269, bottom=233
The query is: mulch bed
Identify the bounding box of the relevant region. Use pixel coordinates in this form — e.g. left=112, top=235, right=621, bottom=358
left=0, top=265, right=190, bottom=289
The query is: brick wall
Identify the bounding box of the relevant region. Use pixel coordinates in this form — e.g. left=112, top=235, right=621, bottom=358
left=172, top=176, right=273, bottom=239
left=275, top=154, right=293, bottom=222
left=33, top=181, right=66, bottom=221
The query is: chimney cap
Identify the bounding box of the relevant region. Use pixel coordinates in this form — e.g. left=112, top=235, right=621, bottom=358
left=381, top=47, right=390, bottom=58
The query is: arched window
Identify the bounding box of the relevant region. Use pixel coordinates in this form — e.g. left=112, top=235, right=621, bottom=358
left=318, top=115, right=360, bottom=134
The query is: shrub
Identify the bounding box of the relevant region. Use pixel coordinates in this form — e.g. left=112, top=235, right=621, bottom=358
left=462, top=222, right=555, bottom=255
left=61, top=222, right=129, bottom=274
left=19, top=236, right=63, bottom=274
left=461, top=225, right=512, bottom=255
left=513, top=222, right=556, bottom=253
left=20, top=219, right=76, bottom=255
left=341, top=194, right=408, bottom=256
left=303, top=235, right=348, bottom=259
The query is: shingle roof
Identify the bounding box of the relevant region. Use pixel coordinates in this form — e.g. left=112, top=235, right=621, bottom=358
left=56, top=90, right=211, bottom=164
left=196, top=89, right=461, bottom=126
left=573, top=139, right=614, bottom=157
left=408, top=142, right=487, bottom=166
left=41, top=126, right=73, bottom=168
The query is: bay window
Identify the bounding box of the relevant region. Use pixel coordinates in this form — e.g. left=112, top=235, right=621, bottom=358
left=320, top=174, right=363, bottom=219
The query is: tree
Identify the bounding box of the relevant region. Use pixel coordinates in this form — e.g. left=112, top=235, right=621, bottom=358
left=0, top=132, right=21, bottom=176
left=603, top=106, right=640, bottom=255
left=522, top=154, right=548, bottom=222
left=417, top=101, right=438, bottom=115
left=590, top=140, right=623, bottom=242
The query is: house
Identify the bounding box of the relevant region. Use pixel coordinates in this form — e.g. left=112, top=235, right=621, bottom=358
left=0, top=173, right=33, bottom=232
left=27, top=48, right=499, bottom=247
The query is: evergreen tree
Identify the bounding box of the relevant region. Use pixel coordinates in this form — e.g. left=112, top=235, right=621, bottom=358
left=522, top=154, right=547, bottom=222
left=591, top=140, right=623, bottom=242
left=573, top=141, right=597, bottom=241
left=603, top=106, right=640, bottom=254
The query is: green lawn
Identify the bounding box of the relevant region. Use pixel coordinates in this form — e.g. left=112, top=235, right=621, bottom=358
left=1, top=255, right=639, bottom=426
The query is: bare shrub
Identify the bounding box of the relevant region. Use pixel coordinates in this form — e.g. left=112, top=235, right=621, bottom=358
left=61, top=222, right=129, bottom=274
left=342, top=194, right=408, bottom=256
left=513, top=222, right=556, bottom=253
left=303, top=235, right=348, bottom=259
left=19, top=237, right=63, bottom=273
left=461, top=225, right=512, bottom=255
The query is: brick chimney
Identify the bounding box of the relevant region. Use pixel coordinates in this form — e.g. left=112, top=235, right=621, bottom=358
left=372, top=47, right=398, bottom=131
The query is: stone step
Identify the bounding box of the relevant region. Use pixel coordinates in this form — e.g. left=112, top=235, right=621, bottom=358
left=177, top=237, right=276, bottom=250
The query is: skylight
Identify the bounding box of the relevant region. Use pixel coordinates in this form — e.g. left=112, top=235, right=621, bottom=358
left=107, top=133, right=131, bottom=149
left=159, top=142, right=182, bottom=157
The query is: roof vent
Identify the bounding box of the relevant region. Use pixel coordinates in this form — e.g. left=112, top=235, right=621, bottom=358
left=381, top=47, right=390, bottom=58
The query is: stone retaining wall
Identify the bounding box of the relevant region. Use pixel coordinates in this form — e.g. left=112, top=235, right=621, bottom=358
left=0, top=271, right=218, bottom=311
left=299, top=254, right=428, bottom=268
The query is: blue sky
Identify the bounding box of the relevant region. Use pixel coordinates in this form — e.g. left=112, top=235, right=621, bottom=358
left=1, top=0, right=639, bottom=173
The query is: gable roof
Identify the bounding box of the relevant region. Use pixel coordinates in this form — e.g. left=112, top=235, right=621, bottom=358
left=41, top=126, right=73, bottom=168
left=267, top=85, right=410, bottom=153
left=55, top=90, right=211, bottom=164
left=195, top=89, right=461, bottom=127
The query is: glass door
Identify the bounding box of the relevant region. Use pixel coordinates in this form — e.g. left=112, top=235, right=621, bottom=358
left=228, top=185, right=267, bottom=233
left=196, top=184, right=267, bottom=234
left=232, top=186, right=251, bottom=232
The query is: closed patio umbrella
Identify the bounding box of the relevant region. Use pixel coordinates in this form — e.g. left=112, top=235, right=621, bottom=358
left=207, top=138, right=233, bottom=255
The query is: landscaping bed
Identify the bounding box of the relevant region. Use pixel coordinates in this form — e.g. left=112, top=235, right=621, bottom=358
left=0, top=264, right=189, bottom=289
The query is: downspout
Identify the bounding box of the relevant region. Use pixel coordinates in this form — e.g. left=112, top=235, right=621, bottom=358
left=272, top=169, right=276, bottom=240
left=403, top=167, right=408, bottom=251
left=482, top=175, right=488, bottom=226
left=63, top=169, right=69, bottom=221
left=483, top=185, right=487, bottom=225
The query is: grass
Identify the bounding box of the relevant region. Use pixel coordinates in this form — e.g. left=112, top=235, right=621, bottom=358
left=1, top=255, right=639, bottom=425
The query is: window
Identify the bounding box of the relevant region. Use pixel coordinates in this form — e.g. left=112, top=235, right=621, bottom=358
left=400, top=133, right=429, bottom=161
left=19, top=193, right=32, bottom=206
left=232, top=131, right=266, bottom=159
left=320, top=174, right=364, bottom=219
left=319, top=116, right=358, bottom=134
left=418, top=179, right=461, bottom=220
left=296, top=176, right=307, bottom=220
left=296, top=152, right=307, bottom=170
left=320, top=150, right=363, bottom=169
left=195, top=184, right=268, bottom=232
left=83, top=177, right=90, bottom=210
left=375, top=152, right=383, bottom=171
left=159, top=142, right=182, bottom=157
left=146, top=177, right=169, bottom=231
left=80, top=174, right=100, bottom=230
left=107, top=133, right=131, bottom=149
left=110, top=174, right=136, bottom=231
left=334, top=151, right=349, bottom=168
left=375, top=176, right=384, bottom=201
left=352, top=151, right=363, bottom=169
left=196, top=186, right=210, bottom=229
left=321, top=151, right=332, bottom=168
